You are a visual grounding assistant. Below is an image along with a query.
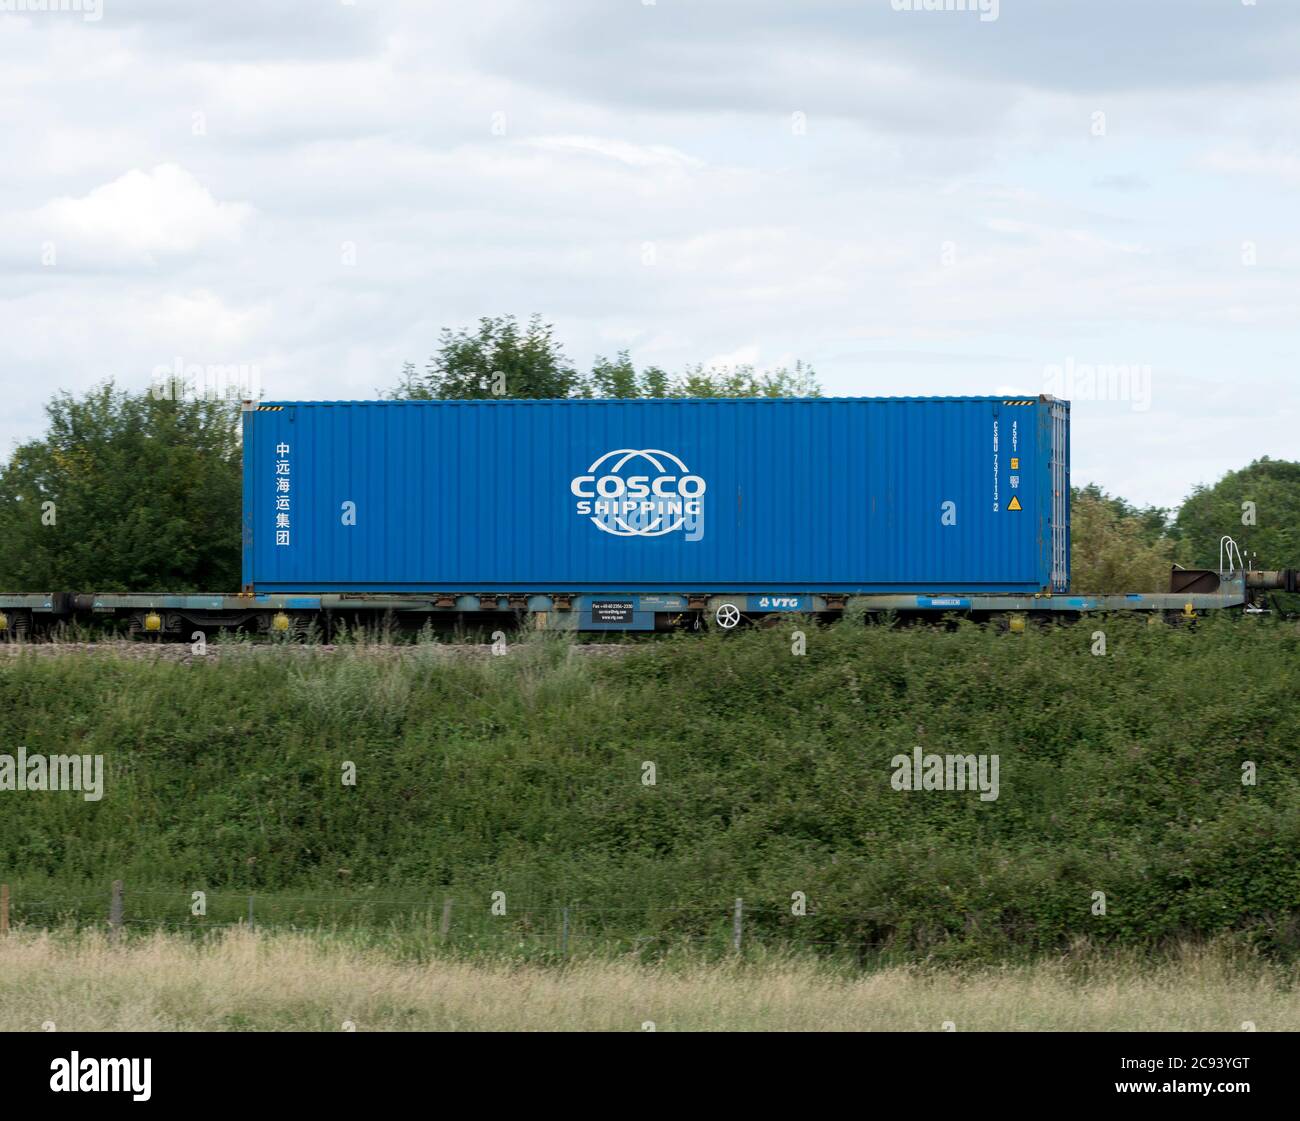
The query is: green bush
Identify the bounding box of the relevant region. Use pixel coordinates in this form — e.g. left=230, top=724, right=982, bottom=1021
left=0, top=617, right=1296, bottom=961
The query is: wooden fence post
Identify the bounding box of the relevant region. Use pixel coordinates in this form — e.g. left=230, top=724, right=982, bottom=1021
left=732, top=897, right=743, bottom=954
left=1, top=883, right=9, bottom=936
left=561, top=906, right=570, bottom=957
left=439, top=897, right=453, bottom=943
left=108, top=880, right=124, bottom=942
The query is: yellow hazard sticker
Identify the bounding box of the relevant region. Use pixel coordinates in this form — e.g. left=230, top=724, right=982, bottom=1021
left=1007, top=496, right=1022, bottom=511
left=1010, top=458, right=1019, bottom=469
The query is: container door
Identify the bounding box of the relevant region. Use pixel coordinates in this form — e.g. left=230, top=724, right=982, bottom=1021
left=1049, top=399, right=1070, bottom=591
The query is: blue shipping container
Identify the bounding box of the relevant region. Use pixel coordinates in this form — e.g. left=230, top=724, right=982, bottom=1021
left=242, top=396, right=1069, bottom=594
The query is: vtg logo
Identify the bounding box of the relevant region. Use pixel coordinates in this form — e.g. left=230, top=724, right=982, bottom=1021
left=570, top=449, right=706, bottom=540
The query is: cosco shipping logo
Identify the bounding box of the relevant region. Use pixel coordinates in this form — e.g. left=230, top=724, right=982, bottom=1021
left=570, top=449, right=706, bottom=540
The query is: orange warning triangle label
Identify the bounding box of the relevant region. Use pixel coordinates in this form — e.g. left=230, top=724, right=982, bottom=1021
left=1007, top=496, right=1022, bottom=511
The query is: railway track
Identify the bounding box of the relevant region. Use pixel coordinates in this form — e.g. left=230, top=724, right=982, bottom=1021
left=0, top=639, right=636, bottom=657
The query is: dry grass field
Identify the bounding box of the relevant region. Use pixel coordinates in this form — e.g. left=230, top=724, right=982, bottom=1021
left=0, top=929, right=1294, bottom=1032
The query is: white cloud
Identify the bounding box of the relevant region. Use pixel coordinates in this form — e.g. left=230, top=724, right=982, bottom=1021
left=1199, top=145, right=1300, bottom=186
left=527, top=135, right=703, bottom=170
left=32, top=164, right=252, bottom=264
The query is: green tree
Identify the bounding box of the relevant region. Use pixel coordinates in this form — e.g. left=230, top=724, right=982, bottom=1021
left=0, top=381, right=242, bottom=591
left=393, top=316, right=821, bottom=400
left=1072, top=482, right=1170, bottom=548
left=587, top=351, right=655, bottom=398
left=391, top=314, right=582, bottom=400
left=585, top=354, right=820, bottom=399
left=665, top=360, right=819, bottom=398
left=1069, top=486, right=1176, bottom=592
left=1172, top=458, right=1300, bottom=571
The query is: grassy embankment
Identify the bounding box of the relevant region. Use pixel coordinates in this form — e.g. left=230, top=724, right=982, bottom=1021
left=1, top=615, right=1297, bottom=965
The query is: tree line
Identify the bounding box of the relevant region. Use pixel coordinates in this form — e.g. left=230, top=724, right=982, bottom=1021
left=1070, top=464, right=1300, bottom=593
left=389, top=314, right=820, bottom=400
left=0, top=314, right=1294, bottom=594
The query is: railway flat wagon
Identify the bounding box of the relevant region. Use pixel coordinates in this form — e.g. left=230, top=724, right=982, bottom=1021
left=241, top=396, right=1070, bottom=596
left=7, top=393, right=1290, bottom=638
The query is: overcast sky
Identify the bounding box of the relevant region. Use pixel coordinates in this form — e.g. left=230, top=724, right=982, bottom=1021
left=3, top=0, right=1298, bottom=509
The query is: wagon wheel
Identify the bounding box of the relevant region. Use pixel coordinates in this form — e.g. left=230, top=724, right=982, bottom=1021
left=714, top=603, right=742, bottom=630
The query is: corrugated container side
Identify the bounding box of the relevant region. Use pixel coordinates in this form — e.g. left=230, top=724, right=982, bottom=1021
left=241, top=396, right=1069, bottom=594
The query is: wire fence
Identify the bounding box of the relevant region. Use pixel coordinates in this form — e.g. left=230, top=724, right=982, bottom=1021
left=0, top=881, right=901, bottom=959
